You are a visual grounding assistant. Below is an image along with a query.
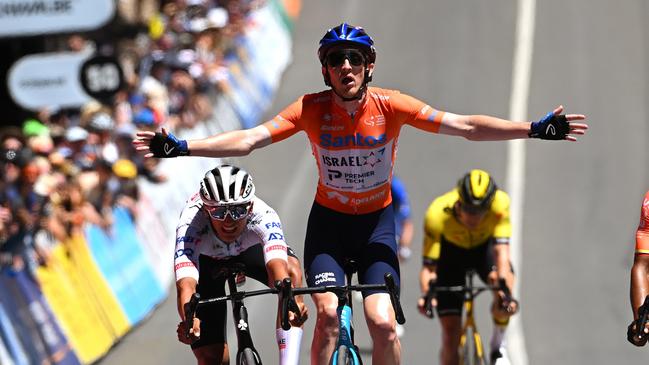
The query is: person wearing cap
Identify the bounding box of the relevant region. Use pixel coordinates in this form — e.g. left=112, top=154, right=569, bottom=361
left=87, top=113, right=119, bottom=163
left=112, top=159, right=139, bottom=220
left=61, top=126, right=95, bottom=171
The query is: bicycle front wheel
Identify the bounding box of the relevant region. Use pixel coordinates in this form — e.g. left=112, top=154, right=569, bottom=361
left=331, top=345, right=358, bottom=365
left=238, top=348, right=261, bottom=365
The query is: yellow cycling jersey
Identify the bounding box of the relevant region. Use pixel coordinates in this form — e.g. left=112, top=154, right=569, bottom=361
left=422, top=188, right=511, bottom=262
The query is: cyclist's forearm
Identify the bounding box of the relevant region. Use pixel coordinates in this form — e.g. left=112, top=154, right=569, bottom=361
left=440, top=114, right=531, bottom=141
left=630, top=256, right=649, bottom=319
left=266, top=258, right=290, bottom=286
left=187, top=127, right=272, bottom=157
left=493, top=243, right=513, bottom=287
left=176, top=278, right=197, bottom=320
left=419, top=266, right=436, bottom=295
left=400, top=220, right=414, bottom=247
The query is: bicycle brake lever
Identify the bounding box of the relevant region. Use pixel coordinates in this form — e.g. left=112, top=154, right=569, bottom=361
left=424, top=279, right=436, bottom=319
left=280, top=278, right=292, bottom=331
left=384, top=273, right=406, bottom=325
left=184, top=293, right=201, bottom=339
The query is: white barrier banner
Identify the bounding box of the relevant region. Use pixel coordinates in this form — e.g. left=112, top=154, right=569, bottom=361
left=8, top=51, right=92, bottom=110
left=0, top=0, right=115, bottom=37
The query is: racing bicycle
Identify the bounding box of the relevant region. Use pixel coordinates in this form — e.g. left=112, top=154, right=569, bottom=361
left=423, top=269, right=514, bottom=365
left=184, top=261, right=280, bottom=365
left=277, top=259, right=405, bottom=365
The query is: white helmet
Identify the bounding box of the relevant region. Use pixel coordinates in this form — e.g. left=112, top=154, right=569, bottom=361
left=199, top=164, right=255, bottom=206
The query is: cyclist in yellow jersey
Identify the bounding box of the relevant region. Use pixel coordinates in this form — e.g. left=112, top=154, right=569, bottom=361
left=418, top=170, right=518, bottom=365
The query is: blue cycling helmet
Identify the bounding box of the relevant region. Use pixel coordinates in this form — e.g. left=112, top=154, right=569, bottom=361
left=318, top=23, right=376, bottom=65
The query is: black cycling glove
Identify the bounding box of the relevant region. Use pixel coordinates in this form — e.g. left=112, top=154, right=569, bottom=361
left=149, top=132, right=190, bottom=158
left=528, top=111, right=570, bottom=140
left=628, top=320, right=648, bottom=346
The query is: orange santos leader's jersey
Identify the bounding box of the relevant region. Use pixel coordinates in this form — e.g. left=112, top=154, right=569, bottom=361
left=636, top=190, right=649, bottom=254
left=261, top=87, right=444, bottom=214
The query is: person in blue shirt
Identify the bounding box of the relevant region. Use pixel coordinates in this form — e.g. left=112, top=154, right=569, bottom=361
left=391, top=175, right=414, bottom=262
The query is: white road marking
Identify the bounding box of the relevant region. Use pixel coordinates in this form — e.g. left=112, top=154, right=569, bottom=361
left=506, top=0, right=536, bottom=364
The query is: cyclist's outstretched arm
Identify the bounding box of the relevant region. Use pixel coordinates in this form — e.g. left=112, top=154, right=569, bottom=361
left=133, top=124, right=273, bottom=158
left=438, top=105, right=587, bottom=141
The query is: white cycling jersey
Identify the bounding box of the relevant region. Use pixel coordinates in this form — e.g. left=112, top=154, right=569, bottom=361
left=174, top=193, right=289, bottom=282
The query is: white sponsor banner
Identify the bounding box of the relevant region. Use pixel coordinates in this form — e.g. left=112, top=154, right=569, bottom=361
left=8, top=51, right=92, bottom=110
left=0, top=0, right=115, bottom=37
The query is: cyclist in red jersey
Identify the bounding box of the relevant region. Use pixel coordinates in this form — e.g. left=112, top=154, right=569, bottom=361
left=628, top=190, right=649, bottom=346
left=134, top=23, right=588, bottom=365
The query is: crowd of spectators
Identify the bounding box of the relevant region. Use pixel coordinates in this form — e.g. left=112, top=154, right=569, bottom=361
left=0, top=0, right=267, bottom=275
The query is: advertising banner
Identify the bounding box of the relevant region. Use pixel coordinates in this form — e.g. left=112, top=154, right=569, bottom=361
left=63, top=234, right=130, bottom=338
left=0, top=0, right=115, bottom=37
left=0, top=299, right=28, bottom=365
left=35, top=243, right=117, bottom=364
left=11, top=268, right=81, bottom=365
left=0, top=269, right=50, bottom=364
left=84, top=207, right=165, bottom=325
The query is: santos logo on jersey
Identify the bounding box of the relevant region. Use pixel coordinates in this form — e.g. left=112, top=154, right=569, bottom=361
left=319, top=133, right=386, bottom=147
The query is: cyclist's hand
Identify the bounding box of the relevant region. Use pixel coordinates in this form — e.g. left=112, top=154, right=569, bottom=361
left=496, top=291, right=519, bottom=316
left=417, top=295, right=436, bottom=318
left=628, top=320, right=649, bottom=346
left=133, top=127, right=189, bottom=158
left=289, top=296, right=308, bottom=327
left=176, top=318, right=201, bottom=345
left=528, top=105, right=587, bottom=141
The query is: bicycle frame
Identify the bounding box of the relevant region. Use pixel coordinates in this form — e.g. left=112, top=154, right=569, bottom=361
left=277, top=267, right=405, bottom=365
left=457, top=272, right=488, bottom=365
left=185, top=264, right=278, bottom=365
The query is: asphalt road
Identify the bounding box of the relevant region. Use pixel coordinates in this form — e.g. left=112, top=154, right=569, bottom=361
left=99, top=0, right=649, bottom=364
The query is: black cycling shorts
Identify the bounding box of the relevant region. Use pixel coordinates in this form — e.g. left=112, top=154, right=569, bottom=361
left=191, top=245, right=298, bottom=349
left=303, top=201, right=400, bottom=297
left=435, top=238, right=513, bottom=317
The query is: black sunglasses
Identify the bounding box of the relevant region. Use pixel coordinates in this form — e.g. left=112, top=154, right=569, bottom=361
left=326, top=49, right=366, bottom=67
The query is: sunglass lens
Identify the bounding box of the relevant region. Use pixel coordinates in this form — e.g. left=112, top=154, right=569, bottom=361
left=229, top=205, right=249, bottom=220
left=347, top=52, right=364, bottom=66
left=327, top=52, right=345, bottom=67
left=209, top=206, right=228, bottom=220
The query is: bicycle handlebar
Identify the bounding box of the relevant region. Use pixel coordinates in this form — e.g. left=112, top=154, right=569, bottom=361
left=277, top=273, right=405, bottom=331
left=424, top=277, right=515, bottom=319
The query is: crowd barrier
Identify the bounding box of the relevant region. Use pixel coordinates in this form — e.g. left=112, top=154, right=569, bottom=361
left=0, top=0, right=298, bottom=363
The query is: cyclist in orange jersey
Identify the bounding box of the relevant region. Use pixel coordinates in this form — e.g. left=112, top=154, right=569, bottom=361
left=628, top=190, right=649, bottom=346
left=134, top=23, right=588, bottom=365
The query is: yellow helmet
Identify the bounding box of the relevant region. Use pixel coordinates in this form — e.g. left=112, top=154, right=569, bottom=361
left=457, top=169, right=497, bottom=212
